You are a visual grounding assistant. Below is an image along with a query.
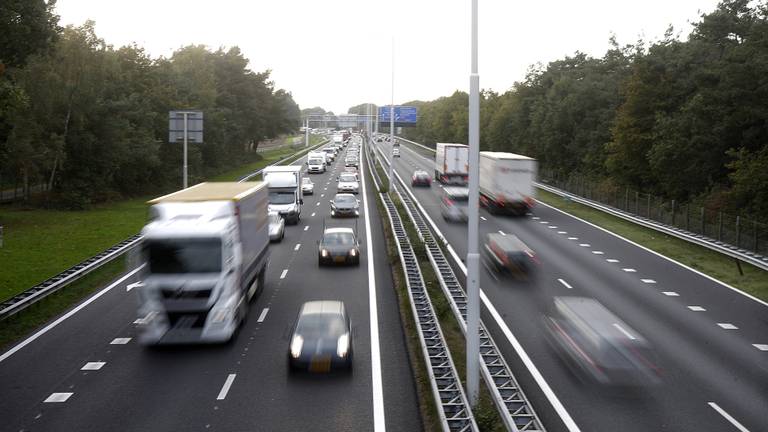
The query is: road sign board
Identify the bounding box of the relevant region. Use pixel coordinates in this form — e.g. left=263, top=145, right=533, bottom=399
left=379, top=106, right=417, bottom=124
left=169, top=111, right=204, bottom=143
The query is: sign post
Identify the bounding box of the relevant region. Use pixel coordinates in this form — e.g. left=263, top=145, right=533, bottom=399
left=169, top=110, right=203, bottom=189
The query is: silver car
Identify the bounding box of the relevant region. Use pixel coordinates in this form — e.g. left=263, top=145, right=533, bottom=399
left=440, top=187, right=469, bottom=222
left=301, top=177, right=315, bottom=195
left=268, top=212, right=285, bottom=242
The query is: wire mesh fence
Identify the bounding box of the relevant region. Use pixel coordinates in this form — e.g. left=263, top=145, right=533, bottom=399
left=540, top=170, right=768, bottom=257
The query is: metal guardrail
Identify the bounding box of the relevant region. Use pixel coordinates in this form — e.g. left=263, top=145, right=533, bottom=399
left=0, top=140, right=329, bottom=321
left=367, top=143, right=477, bottom=432
left=374, top=145, right=545, bottom=431
left=393, top=137, right=768, bottom=272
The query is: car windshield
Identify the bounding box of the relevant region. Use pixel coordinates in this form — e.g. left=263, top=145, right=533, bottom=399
left=322, top=232, right=355, bottom=245
left=334, top=195, right=356, bottom=204
left=269, top=191, right=295, bottom=205
left=339, top=175, right=356, bottom=182
left=145, top=238, right=222, bottom=274
left=296, top=314, right=346, bottom=339
left=302, top=178, right=312, bottom=185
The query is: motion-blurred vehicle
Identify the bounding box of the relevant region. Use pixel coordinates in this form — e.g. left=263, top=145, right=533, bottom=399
left=330, top=193, right=360, bottom=217
left=268, top=211, right=285, bottom=242
left=322, top=147, right=336, bottom=162
left=137, top=182, right=270, bottom=345
left=392, top=147, right=400, bottom=157
left=301, top=177, right=314, bottom=195
left=544, top=296, right=661, bottom=387
left=482, top=232, right=538, bottom=276
left=317, top=227, right=360, bottom=266
left=288, top=301, right=353, bottom=373
left=336, top=174, right=360, bottom=194
left=479, top=151, right=537, bottom=216
left=435, top=143, right=469, bottom=185
left=411, top=169, right=432, bottom=187
left=440, top=186, right=469, bottom=222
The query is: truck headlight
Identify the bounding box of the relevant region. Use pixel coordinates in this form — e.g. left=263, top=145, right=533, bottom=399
left=337, top=333, right=349, bottom=358
left=211, top=308, right=231, bottom=323
left=350, top=249, right=357, bottom=256
left=321, top=249, right=329, bottom=257
left=290, top=335, right=304, bottom=358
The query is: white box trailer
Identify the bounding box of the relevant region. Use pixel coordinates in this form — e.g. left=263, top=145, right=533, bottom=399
left=435, top=143, right=469, bottom=185
left=137, top=182, right=270, bottom=345
left=263, top=165, right=304, bottom=224
left=479, top=151, right=537, bottom=215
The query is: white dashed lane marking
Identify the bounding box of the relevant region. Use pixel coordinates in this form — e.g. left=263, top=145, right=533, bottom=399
left=480, top=216, right=486, bottom=221
left=688, top=306, right=707, bottom=311
left=294, top=244, right=301, bottom=251
left=216, top=374, right=237, bottom=400
left=110, top=338, right=131, bottom=345
left=81, top=362, right=105, bottom=371
left=567, top=237, right=578, bottom=240
left=548, top=226, right=557, bottom=229
left=498, top=230, right=506, bottom=236
left=557, top=231, right=567, bottom=234
left=717, top=323, right=738, bottom=330
left=622, top=268, right=636, bottom=272
left=612, top=323, right=636, bottom=340
left=257, top=308, right=270, bottom=323
left=579, top=243, right=591, bottom=247
left=662, top=291, right=679, bottom=296
left=304, top=226, right=309, bottom=231
left=641, top=279, right=657, bottom=284
left=280, top=269, right=288, bottom=279
left=311, top=212, right=316, bottom=217
left=44, top=393, right=73, bottom=403
left=592, top=251, right=604, bottom=255
left=606, top=259, right=620, bottom=263
left=557, top=279, right=572, bottom=289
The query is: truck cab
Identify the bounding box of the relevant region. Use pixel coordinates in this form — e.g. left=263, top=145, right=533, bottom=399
left=263, top=166, right=304, bottom=224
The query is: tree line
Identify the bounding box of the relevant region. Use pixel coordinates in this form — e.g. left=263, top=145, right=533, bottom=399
left=399, top=0, right=768, bottom=220
left=0, top=1, right=300, bottom=208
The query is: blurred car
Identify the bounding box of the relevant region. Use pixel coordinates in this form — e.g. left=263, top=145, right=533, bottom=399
left=440, top=187, right=469, bottom=222
left=322, top=147, right=336, bottom=162
left=482, top=232, right=538, bottom=276
left=301, top=177, right=314, bottom=195
left=392, top=147, right=400, bottom=157
left=288, top=301, right=353, bottom=372
left=543, top=297, right=661, bottom=387
left=317, top=227, right=360, bottom=266
left=336, top=174, right=360, bottom=194
left=268, top=211, right=285, bottom=242
left=330, top=193, right=360, bottom=217
left=411, top=169, right=432, bottom=187
left=344, top=157, right=358, bottom=168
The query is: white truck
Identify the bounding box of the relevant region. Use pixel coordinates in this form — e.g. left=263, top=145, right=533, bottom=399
left=479, top=151, right=537, bottom=216
left=136, top=182, right=270, bottom=345
left=263, top=165, right=303, bottom=224
left=306, top=151, right=327, bottom=173
left=435, top=143, right=469, bottom=185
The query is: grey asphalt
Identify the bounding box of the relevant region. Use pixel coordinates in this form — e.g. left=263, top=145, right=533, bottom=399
left=378, top=138, right=768, bottom=432
left=0, top=139, right=421, bottom=432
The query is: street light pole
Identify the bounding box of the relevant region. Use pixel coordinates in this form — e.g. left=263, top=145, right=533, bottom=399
left=183, top=112, right=189, bottom=189
left=389, top=38, right=395, bottom=190
left=305, top=116, right=310, bottom=148
left=466, top=0, right=480, bottom=406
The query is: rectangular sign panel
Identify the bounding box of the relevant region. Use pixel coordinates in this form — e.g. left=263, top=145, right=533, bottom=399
left=169, top=111, right=204, bottom=143
left=378, top=106, right=417, bottom=124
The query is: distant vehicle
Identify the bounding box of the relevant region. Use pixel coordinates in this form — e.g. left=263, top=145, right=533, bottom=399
left=137, top=182, right=270, bottom=345
left=343, top=166, right=358, bottom=175
left=435, top=143, right=469, bottom=185
left=263, top=166, right=303, bottom=224
left=301, top=177, right=314, bottom=195
left=306, top=153, right=326, bottom=173
left=376, top=136, right=383, bottom=142
left=336, top=174, right=360, bottom=194
left=392, top=147, right=400, bottom=157
left=317, top=227, right=360, bottom=266
left=543, top=296, right=661, bottom=387
left=268, top=211, right=285, bottom=242
left=330, top=193, right=360, bottom=217
left=479, top=151, right=537, bottom=216
left=288, top=300, right=353, bottom=372
left=440, top=186, right=469, bottom=222
left=345, top=157, right=359, bottom=168
left=482, top=232, right=538, bottom=276
left=332, top=134, right=343, bottom=147
left=411, top=170, right=431, bottom=187
left=322, top=147, right=336, bottom=162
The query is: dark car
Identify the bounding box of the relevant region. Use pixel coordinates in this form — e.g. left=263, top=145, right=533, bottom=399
left=482, top=232, right=538, bottom=276
left=288, top=301, right=353, bottom=372
left=543, top=296, right=661, bottom=387
left=318, top=227, right=360, bottom=266
left=330, top=193, right=359, bottom=217
left=411, top=169, right=432, bottom=187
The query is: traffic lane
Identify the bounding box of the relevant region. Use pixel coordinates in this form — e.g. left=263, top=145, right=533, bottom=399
left=384, top=147, right=768, bottom=431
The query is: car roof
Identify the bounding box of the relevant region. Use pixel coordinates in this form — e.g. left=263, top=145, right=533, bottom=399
left=300, top=300, right=345, bottom=316
left=334, top=193, right=356, bottom=199
left=324, top=227, right=354, bottom=235
left=487, top=233, right=529, bottom=252
left=553, top=296, right=646, bottom=343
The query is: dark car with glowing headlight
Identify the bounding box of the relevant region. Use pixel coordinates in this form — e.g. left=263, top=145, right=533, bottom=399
left=330, top=193, right=359, bottom=217
left=288, top=301, right=353, bottom=372
left=317, top=227, right=360, bottom=266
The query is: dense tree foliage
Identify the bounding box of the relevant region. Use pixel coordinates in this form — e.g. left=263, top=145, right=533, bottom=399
left=399, top=0, right=768, bottom=220
left=0, top=19, right=299, bottom=208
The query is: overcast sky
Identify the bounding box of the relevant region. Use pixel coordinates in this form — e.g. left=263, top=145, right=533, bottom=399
left=55, top=0, right=722, bottom=114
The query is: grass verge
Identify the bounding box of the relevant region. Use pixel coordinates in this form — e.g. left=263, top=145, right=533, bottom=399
left=536, top=189, right=768, bottom=302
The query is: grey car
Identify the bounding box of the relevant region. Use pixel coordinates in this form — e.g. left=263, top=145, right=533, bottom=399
left=317, top=227, right=360, bottom=266
left=288, top=301, right=353, bottom=372
left=440, top=187, right=469, bottom=222
left=330, top=193, right=359, bottom=217
left=268, top=212, right=285, bottom=242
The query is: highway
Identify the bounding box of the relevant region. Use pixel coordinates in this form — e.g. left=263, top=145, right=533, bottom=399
left=0, top=138, right=421, bottom=432
left=376, top=137, right=768, bottom=432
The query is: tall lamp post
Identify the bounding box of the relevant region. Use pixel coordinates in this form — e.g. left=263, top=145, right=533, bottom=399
left=466, top=0, right=481, bottom=406
left=389, top=38, right=395, bottom=190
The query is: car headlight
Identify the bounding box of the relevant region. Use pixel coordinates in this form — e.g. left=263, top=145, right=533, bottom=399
left=321, top=249, right=329, bottom=257
left=337, top=333, right=349, bottom=358
left=350, top=248, right=357, bottom=256
left=290, top=335, right=304, bottom=358
left=211, top=308, right=231, bottom=324
left=331, top=210, right=336, bottom=216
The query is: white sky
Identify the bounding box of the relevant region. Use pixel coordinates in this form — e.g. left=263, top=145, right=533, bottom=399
left=55, top=0, right=722, bottom=114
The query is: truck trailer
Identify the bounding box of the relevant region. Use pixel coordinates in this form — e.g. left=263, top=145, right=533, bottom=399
left=435, top=143, right=469, bottom=185
left=479, top=151, right=537, bottom=216
left=136, top=182, right=270, bottom=345
left=262, top=165, right=304, bottom=224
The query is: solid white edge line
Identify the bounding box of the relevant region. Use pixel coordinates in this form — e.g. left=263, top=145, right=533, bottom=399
left=0, top=265, right=144, bottom=363
left=558, top=278, right=573, bottom=289
left=257, top=308, right=269, bottom=323
left=708, top=402, right=751, bottom=432
left=362, top=140, right=385, bottom=431
left=216, top=374, right=237, bottom=400
left=535, top=200, right=768, bottom=309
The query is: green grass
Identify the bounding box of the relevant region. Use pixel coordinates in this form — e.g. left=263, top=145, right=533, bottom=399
left=537, top=189, right=768, bottom=302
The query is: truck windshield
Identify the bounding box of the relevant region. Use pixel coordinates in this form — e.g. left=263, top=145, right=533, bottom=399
left=145, top=238, right=222, bottom=274
left=309, top=158, right=323, bottom=165
left=269, top=191, right=295, bottom=205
